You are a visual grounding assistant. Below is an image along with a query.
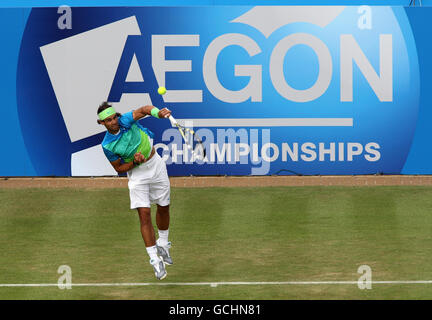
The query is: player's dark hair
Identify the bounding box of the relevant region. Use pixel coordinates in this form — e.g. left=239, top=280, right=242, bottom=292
left=97, top=101, right=121, bottom=123
left=97, top=101, right=111, bottom=115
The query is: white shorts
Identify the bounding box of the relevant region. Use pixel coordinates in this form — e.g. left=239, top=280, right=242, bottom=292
left=127, top=153, right=170, bottom=209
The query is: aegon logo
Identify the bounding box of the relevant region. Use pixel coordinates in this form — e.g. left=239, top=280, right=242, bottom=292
left=40, top=6, right=396, bottom=144
left=109, top=6, right=392, bottom=105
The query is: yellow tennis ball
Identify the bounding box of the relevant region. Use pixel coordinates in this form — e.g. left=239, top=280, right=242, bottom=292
left=158, top=87, right=167, bottom=95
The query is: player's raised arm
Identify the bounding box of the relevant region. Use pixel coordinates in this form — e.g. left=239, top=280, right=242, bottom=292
left=133, top=106, right=171, bottom=121
left=132, top=105, right=155, bottom=121
left=133, top=105, right=171, bottom=121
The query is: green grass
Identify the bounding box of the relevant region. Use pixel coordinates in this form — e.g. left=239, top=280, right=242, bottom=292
left=1, top=186, right=432, bottom=299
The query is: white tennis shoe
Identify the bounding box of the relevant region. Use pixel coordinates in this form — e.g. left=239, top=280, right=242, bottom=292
left=156, top=241, right=173, bottom=266
left=150, top=258, right=167, bottom=280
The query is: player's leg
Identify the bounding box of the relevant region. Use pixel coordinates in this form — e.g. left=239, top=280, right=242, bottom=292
left=156, top=204, right=170, bottom=231
left=149, top=153, right=173, bottom=265
left=155, top=204, right=173, bottom=265
left=156, top=204, right=170, bottom=244
left=136, top=207, right=167, bottom=280
left=137, top=207, right=156, bottom=247
left=130, top=181, right=166, bottom=280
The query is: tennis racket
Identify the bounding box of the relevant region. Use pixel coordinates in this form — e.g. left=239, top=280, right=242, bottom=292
left=168, top=115, right=206, bottom=160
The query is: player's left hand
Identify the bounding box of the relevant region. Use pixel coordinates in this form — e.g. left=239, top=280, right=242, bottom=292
left=134, top=152, right=146, bottom=164
left=158, top=108, right=171, bottom=119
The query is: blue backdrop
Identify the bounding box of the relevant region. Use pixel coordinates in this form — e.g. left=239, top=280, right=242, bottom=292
left=2, top=5, right=432, bottom=176
left=0, top=1, right=430, bottom=6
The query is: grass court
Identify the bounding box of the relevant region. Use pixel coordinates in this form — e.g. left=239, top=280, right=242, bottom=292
left=1, top=186, right=432, bottom=299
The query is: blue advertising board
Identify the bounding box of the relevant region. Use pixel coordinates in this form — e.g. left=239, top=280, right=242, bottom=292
left=0, top=1, right=431, bottom=7
left=2, top=6, right=432, bottom=176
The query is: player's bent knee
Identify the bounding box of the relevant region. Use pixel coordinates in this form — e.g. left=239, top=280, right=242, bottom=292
left=157, top=204, right=170, bottom=214
left=157, top=204, right=170, bottom=209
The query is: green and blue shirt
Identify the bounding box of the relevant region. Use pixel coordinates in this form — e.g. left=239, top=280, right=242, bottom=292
left=101, top=112, right=154, bottom=163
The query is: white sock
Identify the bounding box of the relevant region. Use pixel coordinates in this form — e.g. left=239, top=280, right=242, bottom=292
left=146, top=245, right=160, bottom=262
left=157, top=229, right=169, bottom=247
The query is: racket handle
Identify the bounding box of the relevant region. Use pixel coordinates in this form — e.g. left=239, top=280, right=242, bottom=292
left=168, top=115, right=177, bottom=126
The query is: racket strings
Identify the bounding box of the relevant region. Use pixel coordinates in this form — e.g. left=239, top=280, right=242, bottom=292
left=179, top=125, right=206, bottom=158
left=173, top=121, right=206, bottom=159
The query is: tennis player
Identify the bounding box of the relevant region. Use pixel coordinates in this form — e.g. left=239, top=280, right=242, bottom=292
left=97, top=101, right=173, bottom=280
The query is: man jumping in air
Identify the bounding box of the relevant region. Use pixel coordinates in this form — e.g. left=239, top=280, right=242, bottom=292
left=97, top=101, right=172, bottom=280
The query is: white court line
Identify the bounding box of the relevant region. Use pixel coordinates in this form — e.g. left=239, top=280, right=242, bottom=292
left=1, top=280, right=432, bottom=287
left=176, top=118, right=353, bottom=127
